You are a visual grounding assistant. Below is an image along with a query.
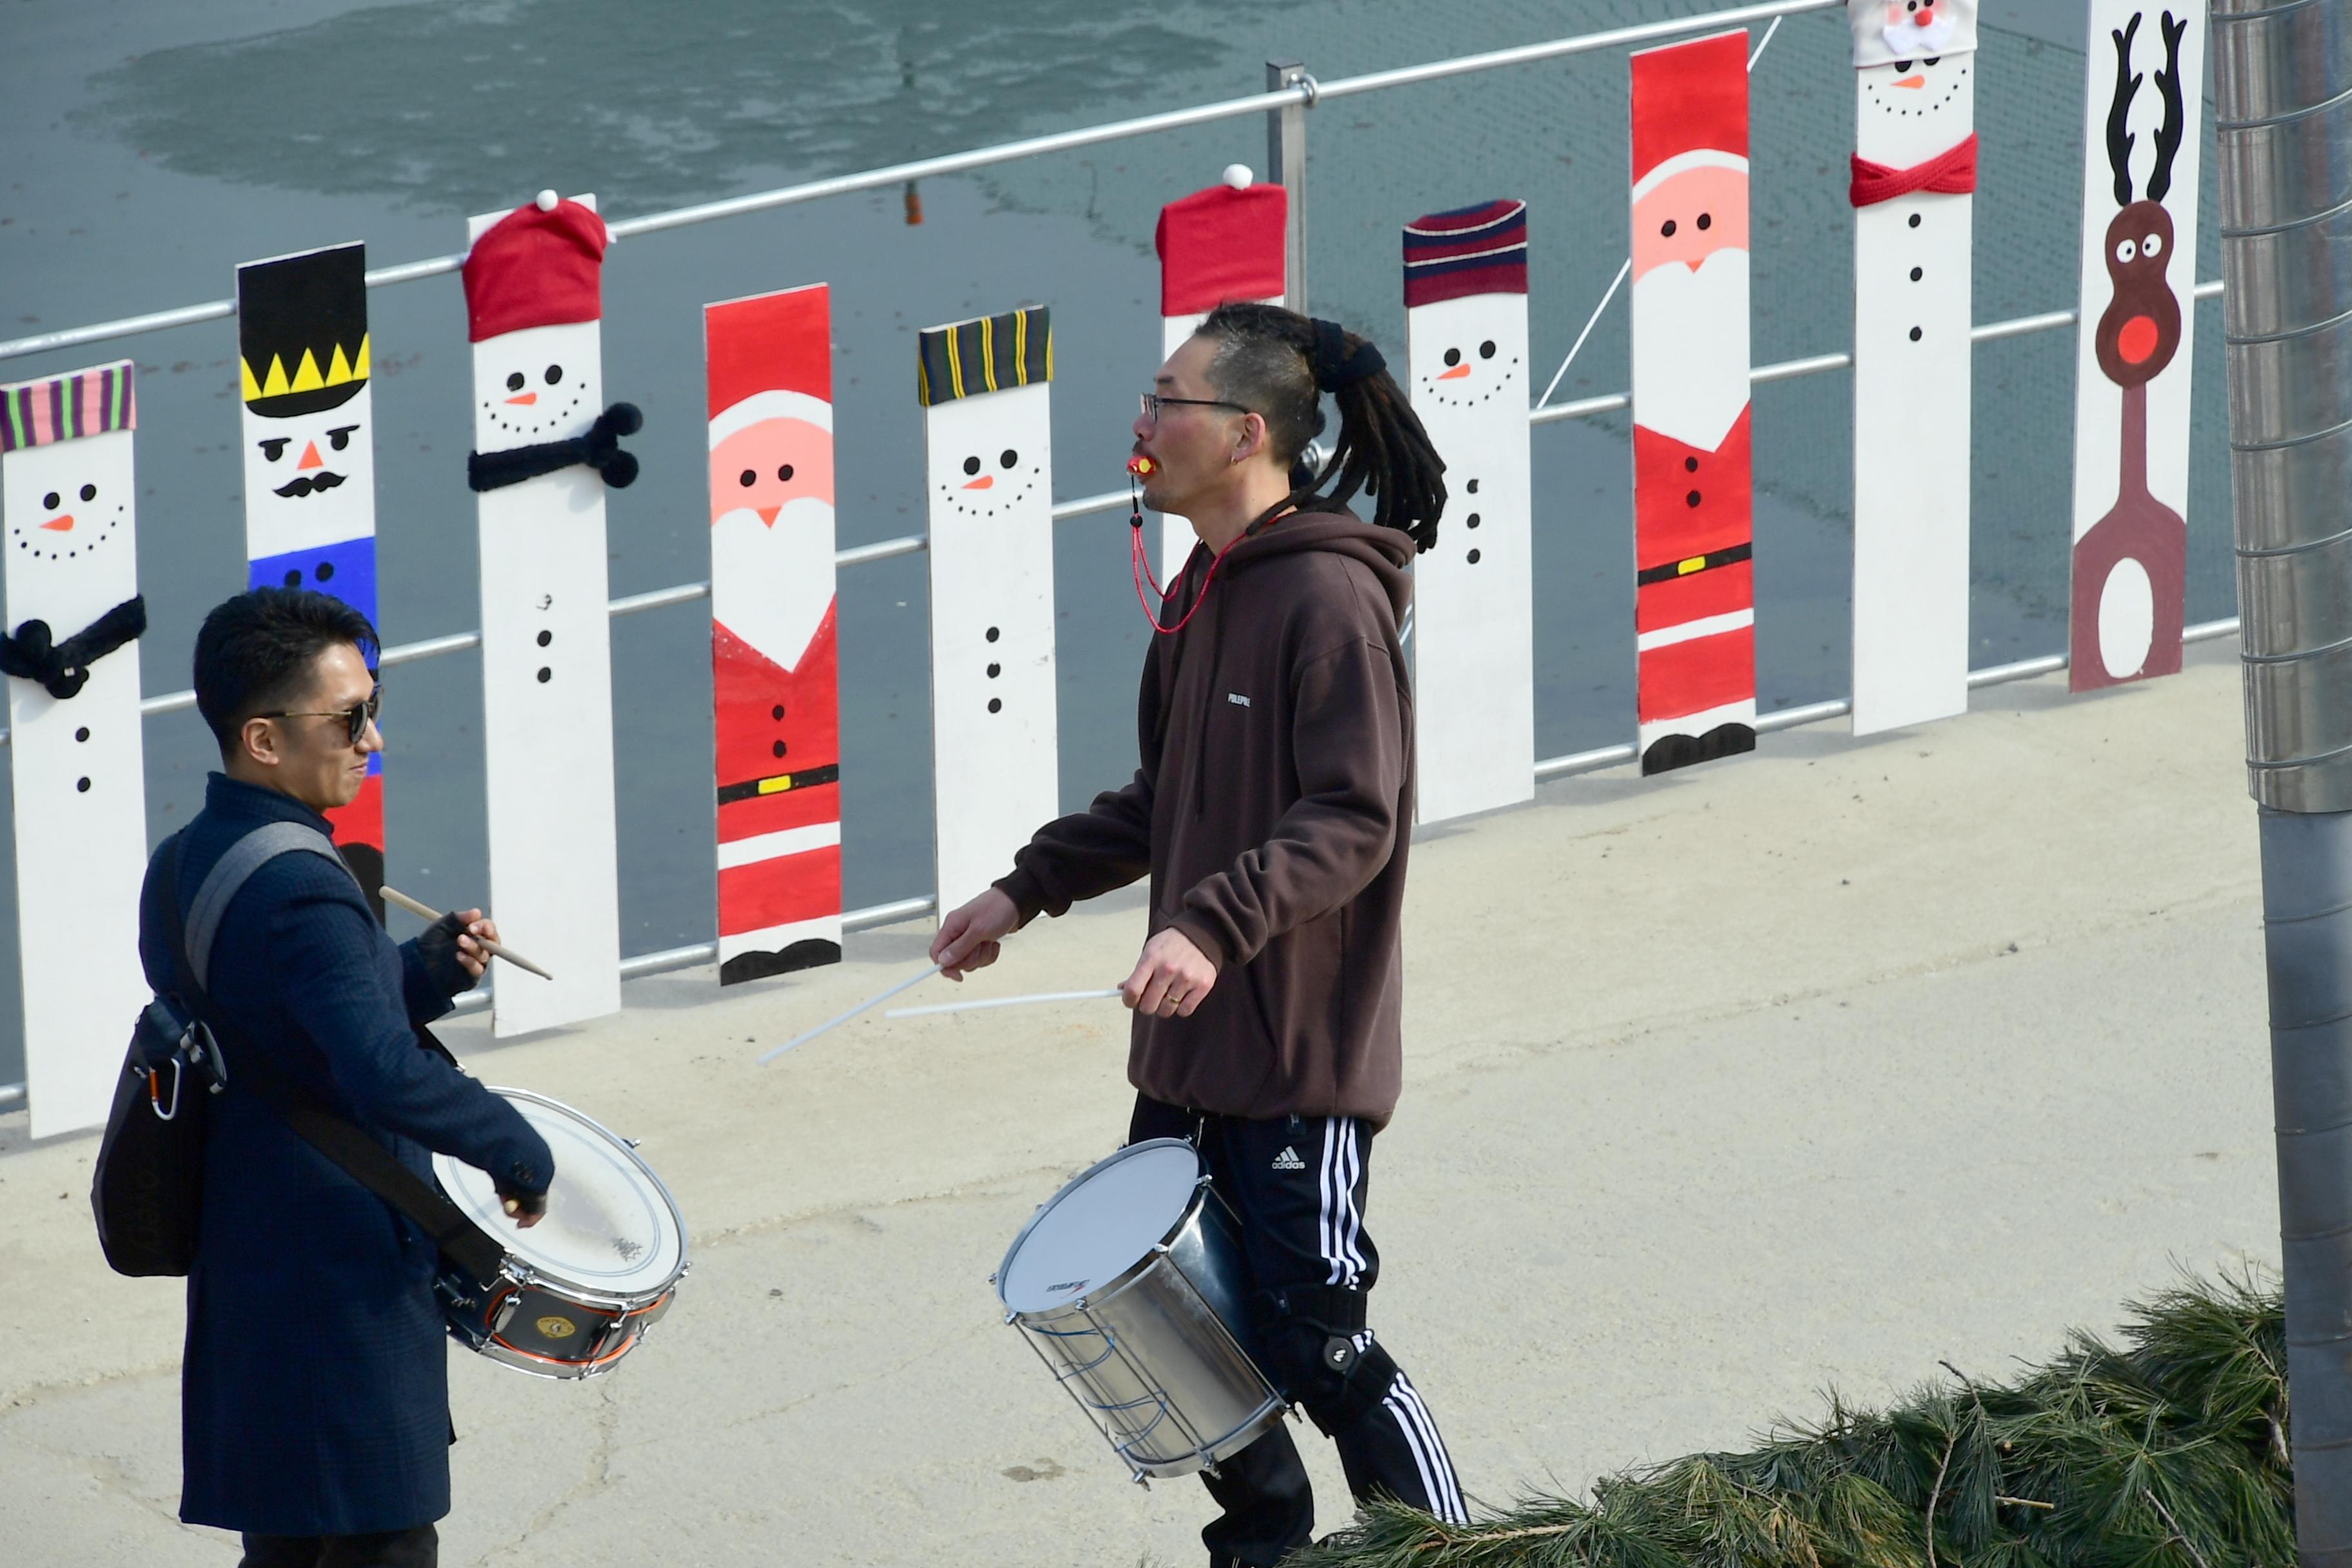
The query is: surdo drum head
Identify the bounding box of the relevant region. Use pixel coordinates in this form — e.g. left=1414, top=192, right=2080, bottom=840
left=999, top=1139, right=1200, bottom=1313
left=434, top=1088, right=686, bottom=1378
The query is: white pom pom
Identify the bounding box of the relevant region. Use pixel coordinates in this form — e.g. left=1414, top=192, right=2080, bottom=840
left=1222, top=164, right=1254, bottom=190
left=535, top=189, right=560, bottom=211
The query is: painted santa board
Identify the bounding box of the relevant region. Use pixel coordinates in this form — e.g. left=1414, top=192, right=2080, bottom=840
left=0, top=362, right=149, bottom=1137
left=919, top=308, right=1057, bottom=914
left=704, top=284, right=841, bottom=985
left=1629, top=30, right=1755, bottom=774
left=237, top=242, right=387, bottom=911
left=2068, top=3, right=2204, bottom=692
left=1849, top=0, right=1978, bottom=735
left=1404, top=198, right=1535, bottom=823
left=1155, top=177, right=1286, bottom=580
left=462, top=193, right=634, bottom=1036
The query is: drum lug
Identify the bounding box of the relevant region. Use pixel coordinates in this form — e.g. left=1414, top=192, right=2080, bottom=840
left=1130, top=1471, right=1151, bottom=1490
left=1003, top=1311, right=1017, bottom=1326
left=624, top=1137, right=641, bottom=1148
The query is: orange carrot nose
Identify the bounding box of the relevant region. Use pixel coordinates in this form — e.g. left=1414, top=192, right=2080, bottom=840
left=755, top=505, right=781, bottom=525
left=299, top=440, right=323, bottom=470
left=39, top=514, right=73, bottom=531
left=963, top=475, right=994, bottom=490
left=1894, top=74, right=1925, bottom=89
left=1438, top=363, right=1472, bottom=380
left=505, top=391, right=538, bottom=406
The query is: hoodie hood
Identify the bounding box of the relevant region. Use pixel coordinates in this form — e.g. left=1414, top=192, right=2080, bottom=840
left=1222, top=496, right=1415, bottom=627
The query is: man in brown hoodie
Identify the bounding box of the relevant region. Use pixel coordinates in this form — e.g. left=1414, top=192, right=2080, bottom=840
left=934, top=303, right=1465, bottom=1566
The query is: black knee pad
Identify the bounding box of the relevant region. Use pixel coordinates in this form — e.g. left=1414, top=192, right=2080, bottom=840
left=1257, top=1284, right=1400, bottom=1436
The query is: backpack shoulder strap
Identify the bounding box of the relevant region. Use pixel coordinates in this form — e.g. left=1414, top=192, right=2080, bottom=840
left=184, top=821, right=349, bottom=990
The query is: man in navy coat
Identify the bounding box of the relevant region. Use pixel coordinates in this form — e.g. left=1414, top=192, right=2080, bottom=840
left=139, top=589, right=553, bottom=1568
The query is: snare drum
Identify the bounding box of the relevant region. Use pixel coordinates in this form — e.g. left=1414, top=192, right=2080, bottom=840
left=432, top=1088, right=687, bottom=1379
left=996, top=1139, right=1286, bottom=1482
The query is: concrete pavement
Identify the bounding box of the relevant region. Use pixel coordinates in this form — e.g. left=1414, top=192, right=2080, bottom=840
left=0, top=641, right=2282, bottom=1564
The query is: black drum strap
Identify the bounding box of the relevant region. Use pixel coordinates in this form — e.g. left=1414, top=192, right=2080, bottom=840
left=163, top=828, right=509, bottom=1289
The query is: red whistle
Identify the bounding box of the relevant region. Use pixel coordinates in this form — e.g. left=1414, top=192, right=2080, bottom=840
left=1128, top=455, right=1156, bottom=476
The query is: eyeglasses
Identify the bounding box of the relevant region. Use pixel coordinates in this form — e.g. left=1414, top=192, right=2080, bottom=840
left=260, top=685, right=381, bottom=747
left=1139, top=393, right=1248, bottom=426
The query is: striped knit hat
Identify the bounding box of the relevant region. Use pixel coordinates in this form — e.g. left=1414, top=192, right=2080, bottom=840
left=0, top=360, right=136, bottom=454
left=917, top=308, right=1052, bottom=407
left=1403, top=199, right=1529, bottom=309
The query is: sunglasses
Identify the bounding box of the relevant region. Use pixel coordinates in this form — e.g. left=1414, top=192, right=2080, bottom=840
left=260, top=685, right=382, bottom=747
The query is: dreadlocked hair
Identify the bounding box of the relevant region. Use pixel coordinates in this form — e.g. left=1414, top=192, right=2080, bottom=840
left=1193, top=302, right=1448, bottom=553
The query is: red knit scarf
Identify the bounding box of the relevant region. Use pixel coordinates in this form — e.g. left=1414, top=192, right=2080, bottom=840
left=1849, top=133, right=1979, bottom=208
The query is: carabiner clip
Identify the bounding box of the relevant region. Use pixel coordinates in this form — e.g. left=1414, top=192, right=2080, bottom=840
left=148, top=1057, right=184, bottom=1122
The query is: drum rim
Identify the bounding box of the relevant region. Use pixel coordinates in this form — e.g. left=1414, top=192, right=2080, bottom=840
left=438, top=1084, right=691, bottom=1308
left=995, top=1137, right=1206, bottom=1319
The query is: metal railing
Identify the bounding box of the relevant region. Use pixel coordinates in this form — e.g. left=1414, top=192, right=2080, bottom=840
left=0, top=0, right=2229, bottom=1108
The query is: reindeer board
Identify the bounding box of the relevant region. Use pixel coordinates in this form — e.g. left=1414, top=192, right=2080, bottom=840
left=1628, top=30, right=1756, bottom=775
left=462, top=193, right=638, bottom=1035
left=2069, top=3, right=2205, bottom=692
left=919, top=308, right=1057, bottom=914
left=1404, top=198, right=1535, bottom=823
left=0, top=362, right=149, bottom=1137
left=704, top=284, right=841, bottom=985
left=1848, top=1, right=1977, bottom=735
left=237, top=242, right=387, bottom=912
left=1155, top=177, right=1286, bottom=581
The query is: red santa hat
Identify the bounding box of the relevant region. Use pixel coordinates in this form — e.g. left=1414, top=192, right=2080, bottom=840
left=705, top=286, right=834, bottom=446
left=462, top=193, right=609, bottom=343
left=1629, top=30, right=1750, bottom=202
left=1156, top=179, right=1287, bottom=317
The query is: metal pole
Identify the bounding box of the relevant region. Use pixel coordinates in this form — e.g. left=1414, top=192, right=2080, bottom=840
left=2213, top=3, right=2352, bottom=1560
left=1267, top=60, right=1313, bottom=312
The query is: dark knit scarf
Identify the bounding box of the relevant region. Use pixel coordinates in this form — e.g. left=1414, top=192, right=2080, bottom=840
left=467, top=402, right=643, bottom=493
left=0, top=593, right=146, bottom=699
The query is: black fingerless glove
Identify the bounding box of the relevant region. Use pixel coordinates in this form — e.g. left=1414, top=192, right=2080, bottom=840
left=416, top=910, right=478, bottom=997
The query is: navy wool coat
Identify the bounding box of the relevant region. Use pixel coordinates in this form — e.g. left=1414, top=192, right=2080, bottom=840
left=137, top=775, right=553, bottom=1536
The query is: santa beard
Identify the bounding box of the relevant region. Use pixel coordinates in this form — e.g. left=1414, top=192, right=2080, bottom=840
left=712, top=495, right=835, bottom=669
left=1630, top=247, right=1751, bottom=452
left=1884, top=14, right=1956, bottom=54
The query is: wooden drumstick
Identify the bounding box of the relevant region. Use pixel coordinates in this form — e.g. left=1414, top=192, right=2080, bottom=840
left=378, top=885, right=556, bottom=982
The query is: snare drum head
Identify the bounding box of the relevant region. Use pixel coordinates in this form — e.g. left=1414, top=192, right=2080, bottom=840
left=999, top=1139, right=1202, bottom=1315
left=433, top=1088, right=685, bottom=1300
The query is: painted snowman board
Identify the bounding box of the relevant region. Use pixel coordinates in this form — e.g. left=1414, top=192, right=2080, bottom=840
left=1404, top=198, right=1534, bottom=824
left=237, top=240, right=387, bottom=908
left=705, top=284, right=842, bottom=985
left=0, top=362, right=148, bottom=1137
left=1155, top=180, right=1286, bottom=581
left=1848, top=0, right=1978, bottom=735
left=2068, top=1, right=2204, bottom=692
left=920, top=308, right=1057, bottom=915
left=464, top=195, right=623, bottom=1035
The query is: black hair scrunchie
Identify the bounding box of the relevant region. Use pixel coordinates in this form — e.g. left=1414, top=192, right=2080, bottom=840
left=1311, top=318, right=1386, bottom=393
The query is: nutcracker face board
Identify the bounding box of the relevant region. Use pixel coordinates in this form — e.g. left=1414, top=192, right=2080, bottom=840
left=919, top=308, right=1058, bottom=914
left=1404, top=198, right=1534, bottom=823
left=1848, top=1, right=1977, bottom=736
left=463, top=193, right=622, bottom=1035
left=0, top=362, right=150, bottom=1137
left=704, top=283, right=841, bottom=985
left=2068, top=3, right=2204, bottom=692
left=1155, top=181, right=1286, bottom=582
left=237, top=241, right=386, bottom=908
left=1628, top=29, right=1756, bottom=776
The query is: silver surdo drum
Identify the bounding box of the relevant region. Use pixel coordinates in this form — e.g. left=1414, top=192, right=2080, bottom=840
left=996, top=1139, right=1285, bottom=1481
left=433, top=1088, right=688, bottom=1379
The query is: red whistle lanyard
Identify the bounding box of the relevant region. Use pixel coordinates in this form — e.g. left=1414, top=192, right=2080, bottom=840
left=1128, top=470, right=1288, bottom=637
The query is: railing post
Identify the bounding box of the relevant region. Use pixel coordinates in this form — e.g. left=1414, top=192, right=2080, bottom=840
left=1266, top=59, right=1313, bottom=313
left=2212, top=3, right=2352, bottom=1562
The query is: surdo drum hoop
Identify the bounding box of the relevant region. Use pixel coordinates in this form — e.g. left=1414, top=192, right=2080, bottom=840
left=995, top=1139, right=1286, bottom=1482
left=433, top=1088, right=688, bottom=1379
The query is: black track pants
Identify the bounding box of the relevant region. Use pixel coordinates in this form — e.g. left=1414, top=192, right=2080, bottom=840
left=239, top=1526, right=436, bottom=1568
left=1129, top=1095, right=1466, bottom=1567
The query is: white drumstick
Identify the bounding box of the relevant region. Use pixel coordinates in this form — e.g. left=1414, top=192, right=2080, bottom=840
left=755, top=962, right=942, bottom=1065
left=885, top=987, right=1121, bottom=1019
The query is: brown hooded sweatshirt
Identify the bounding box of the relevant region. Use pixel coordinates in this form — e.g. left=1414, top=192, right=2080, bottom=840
left=995, top=498, right=1415, bottom=1128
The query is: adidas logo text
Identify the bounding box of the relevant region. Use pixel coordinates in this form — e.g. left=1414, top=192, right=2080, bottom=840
left=1271, top=1146, right=1306, bottom=1171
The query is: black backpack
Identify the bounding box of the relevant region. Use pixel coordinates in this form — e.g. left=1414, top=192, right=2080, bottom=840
left=90, top=823, right=505, bottom=1288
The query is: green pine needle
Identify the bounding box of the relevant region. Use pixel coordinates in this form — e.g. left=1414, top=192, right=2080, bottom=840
left=1288, top=1269, right=2294, bottom=1568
